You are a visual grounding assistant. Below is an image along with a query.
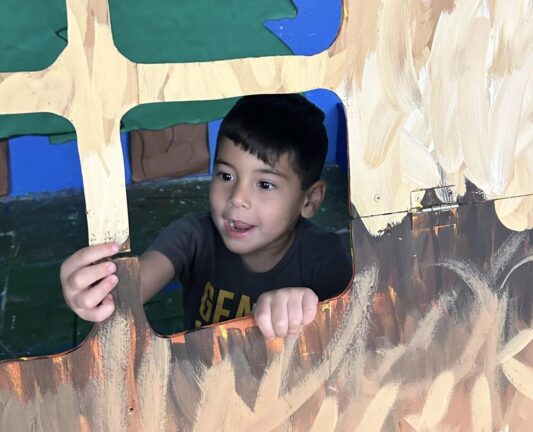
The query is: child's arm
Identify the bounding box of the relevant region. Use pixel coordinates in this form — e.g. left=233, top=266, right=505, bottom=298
left=253, top=287, right=318, bottom=340
left=139, top=250, right=175, bottom=303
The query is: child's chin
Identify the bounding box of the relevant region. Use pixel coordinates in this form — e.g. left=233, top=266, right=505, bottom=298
left=221, top=238, right=256, bottom=256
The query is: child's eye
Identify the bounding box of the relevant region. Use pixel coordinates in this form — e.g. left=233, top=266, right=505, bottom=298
left=217, top=172, right=233, bottom=182
left=258, top=181, right=275, bottom=190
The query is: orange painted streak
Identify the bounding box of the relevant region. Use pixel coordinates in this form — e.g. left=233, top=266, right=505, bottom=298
left=85, top=337, right=105, bottom=382
left=2, top=363, right=24, bottom=402
left=125, top=314, right=140, bottom=428
left=51, top=356, right=70, bottom=385
left=372, top=290, right=400, bottom=344
left=212, top=331, right=223, bottom=364
left=79, top=415, right=91, bottom=432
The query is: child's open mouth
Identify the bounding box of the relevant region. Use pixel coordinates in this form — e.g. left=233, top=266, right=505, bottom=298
left=229, top=219, right=253, bottom=231
left=226, top=219, right=255, bottom=237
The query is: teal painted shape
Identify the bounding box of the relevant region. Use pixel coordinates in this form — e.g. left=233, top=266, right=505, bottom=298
left=109, top=0, right=296, bottom=63
left=0, top=1, right=67, bottom=73
left=0, top=114, right=73, bottom=141
left=0, top=0, right=296, bottom=139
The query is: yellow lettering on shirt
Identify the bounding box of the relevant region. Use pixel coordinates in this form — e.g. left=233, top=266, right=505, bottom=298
left=199, top=282, right=214, bottom=322
left=235, top=295, right=251, bottom=318
left=213, top=289, right=234, bottom=323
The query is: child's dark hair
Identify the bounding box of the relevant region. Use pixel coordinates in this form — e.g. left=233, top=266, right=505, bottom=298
left=217, top=94, right=328, bottom=190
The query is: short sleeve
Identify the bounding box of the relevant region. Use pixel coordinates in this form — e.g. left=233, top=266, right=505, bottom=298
left=304, top=231, right=352, bottom=301
left=146, top=215, right=207, bottom=285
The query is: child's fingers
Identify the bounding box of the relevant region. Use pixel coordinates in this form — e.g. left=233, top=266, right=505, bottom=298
left=286, top=294, right=303, bottom=337
left=254, top=299, right=277, bottom=340
left=61, top=243, right=119, bottom=279
left=301, top=289, right=319, bottom=326
left=270, top=297, right=290, bottom=338
left=73, top=274, right=118, bottom=311
left=67, top=261, right=117, bottom=292
left=82, top=294, right=116, bottom=322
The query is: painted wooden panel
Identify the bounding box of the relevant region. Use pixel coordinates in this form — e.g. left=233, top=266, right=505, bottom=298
left=0, top=195, right=531, bottom=430
left=0, top=0, right=531, bottom=430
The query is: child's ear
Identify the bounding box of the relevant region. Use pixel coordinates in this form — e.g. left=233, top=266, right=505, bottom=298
left=300, top=180, right=326, bottom=219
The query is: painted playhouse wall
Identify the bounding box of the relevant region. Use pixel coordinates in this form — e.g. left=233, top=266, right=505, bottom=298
left=0, top=0, right=532, bottom=431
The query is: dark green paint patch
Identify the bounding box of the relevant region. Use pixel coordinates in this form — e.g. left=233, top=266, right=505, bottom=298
left=0, top=113, right=75, bottom=142
left=0, top=0, right=67, bottom=73
left=108, top=0, right=296, bottom=64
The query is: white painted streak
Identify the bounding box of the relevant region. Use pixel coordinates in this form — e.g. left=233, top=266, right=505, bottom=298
left=355, top=382, right=401, bottom=432
left=418, top=370, right=456, bottom=429
left=378, top=0, right=422, bottom=111
left=471, top=374, right=493, bottom=432
left=486, top=58, right=532, bottom=194
left=499, top=329, right=533, bottom=364
left=308, top=397, right=338, bottom=432
left=400, top=128, right=441, bottom=187
left=458, top=17, right=491, bottom=190
left=138, top=337, right=171, bottom=432
left=96, top=312, right=131, bottom=431
left=500, top=357, right=533, bottom=399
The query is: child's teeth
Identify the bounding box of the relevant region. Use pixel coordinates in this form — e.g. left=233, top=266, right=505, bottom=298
left=229, top=220, right=251, bottom=231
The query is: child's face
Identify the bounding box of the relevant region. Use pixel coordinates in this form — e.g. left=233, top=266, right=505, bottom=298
left=210, top=138, right=309, bottom=269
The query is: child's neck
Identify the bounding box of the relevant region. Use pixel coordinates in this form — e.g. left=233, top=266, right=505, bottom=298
left=240, top=231, right=295, bottom=273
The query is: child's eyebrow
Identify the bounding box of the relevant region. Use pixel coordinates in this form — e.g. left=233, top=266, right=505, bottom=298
left=255, top=168, right=288, bottom=179
left=213, top=158, right=233, bottom=168
left=214, top=158, right=288, bottom=179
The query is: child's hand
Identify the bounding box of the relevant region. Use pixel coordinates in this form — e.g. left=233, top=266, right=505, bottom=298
left=60, top=243, right=120, bottom=322
left=254, top=287, right=318, bottom=340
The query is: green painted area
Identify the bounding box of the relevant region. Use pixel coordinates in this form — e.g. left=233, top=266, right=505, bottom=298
left=0, top=166, right=349, bottom=361
left=0, top=1, right=67, bottom=73
left=0, top=114, right=74, bottom=143
left=109, top=0, right=296, bottom=63
left=0, top=0, right=296, bottom=139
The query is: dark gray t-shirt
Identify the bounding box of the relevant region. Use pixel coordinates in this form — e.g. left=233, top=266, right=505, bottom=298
left=148, top=213, right=352, bottom=330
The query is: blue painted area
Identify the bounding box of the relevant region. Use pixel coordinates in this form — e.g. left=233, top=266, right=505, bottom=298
left=265, top=0, right=342, bottom=55
left=305, top=89, right=342, bottom=164
left=208, top=118, right=224, bottom=174
left=8, top=133, right=131, bottom=196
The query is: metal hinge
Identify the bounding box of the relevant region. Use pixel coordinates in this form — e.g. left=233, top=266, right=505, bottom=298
left=409, top=186, right=458, bottom=213
left=412, top=203, right=459, bottom=214
left=410, top=186, right=459, bottom=230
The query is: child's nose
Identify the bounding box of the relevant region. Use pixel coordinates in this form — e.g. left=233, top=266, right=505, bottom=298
left=229, top=183, right=251, bottom=208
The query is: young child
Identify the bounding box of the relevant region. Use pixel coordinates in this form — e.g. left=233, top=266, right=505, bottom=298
left=60, top=94, right=352, bottom=340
